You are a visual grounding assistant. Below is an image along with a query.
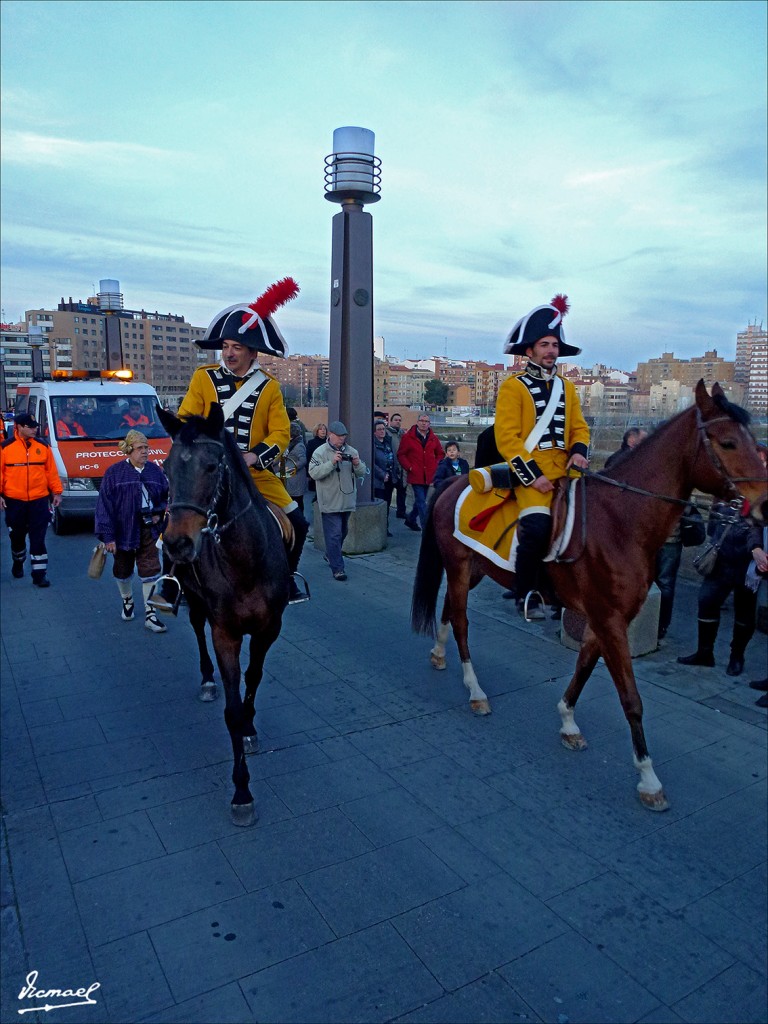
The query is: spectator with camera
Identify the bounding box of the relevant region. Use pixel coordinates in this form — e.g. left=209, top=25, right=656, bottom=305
left=95, top=429, right=170, bottom=633
left=308, top=420, right=367, bottom=581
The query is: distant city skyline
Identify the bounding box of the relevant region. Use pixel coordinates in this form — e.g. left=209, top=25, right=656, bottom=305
left=2, top=2, right=765, bottom=370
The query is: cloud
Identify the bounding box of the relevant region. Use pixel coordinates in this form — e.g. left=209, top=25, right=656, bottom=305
left=0, top=131, right=192, bottom=172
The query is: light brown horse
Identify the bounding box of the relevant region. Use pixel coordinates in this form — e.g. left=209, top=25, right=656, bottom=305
left=411, top=381, right=767, bottom=811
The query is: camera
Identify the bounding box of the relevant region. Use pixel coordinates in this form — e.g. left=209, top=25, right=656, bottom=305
left=340, top=452, right=354, bottom=462
left=142, top=512, right=157, bottom=526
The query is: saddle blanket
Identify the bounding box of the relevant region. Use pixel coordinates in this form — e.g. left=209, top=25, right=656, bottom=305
left=453, top=481, right=579, bottom=572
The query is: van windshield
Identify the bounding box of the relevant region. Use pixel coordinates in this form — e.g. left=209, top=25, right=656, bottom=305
left=50, top=396, right=169, bottom=442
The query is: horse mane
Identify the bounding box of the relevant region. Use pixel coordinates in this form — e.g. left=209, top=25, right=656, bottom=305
left=176, top=414, right=265, bottom=508
left=713, top=391, right=750, bottom=426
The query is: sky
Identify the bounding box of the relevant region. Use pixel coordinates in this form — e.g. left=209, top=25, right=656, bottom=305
left=1, top=0, right=766, bottom=371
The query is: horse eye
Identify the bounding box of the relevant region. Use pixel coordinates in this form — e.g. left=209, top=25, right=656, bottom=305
left=719, top=439, right=737, bottom=450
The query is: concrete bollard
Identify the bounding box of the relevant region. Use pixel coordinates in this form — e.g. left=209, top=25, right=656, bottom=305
left=561, top=583, right=662, bottom=657
left=313, top=499, right=388, bottom=555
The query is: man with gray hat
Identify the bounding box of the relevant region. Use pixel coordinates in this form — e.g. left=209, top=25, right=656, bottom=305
left=309, top=421, right=367, bottom=581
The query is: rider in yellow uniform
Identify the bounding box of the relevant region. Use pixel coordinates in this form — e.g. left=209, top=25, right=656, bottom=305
left=495, top=294, right=590, bottom=619
left=177, top=278, right=309, bottom=603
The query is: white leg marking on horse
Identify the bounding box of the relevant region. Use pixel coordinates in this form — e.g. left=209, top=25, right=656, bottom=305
left=558, top=699, right=581, bottom=736
left=633, top=755, right=663, bottom=795
left=430, top=622, right=450, bottom=665
left=462, top=661, right=487, bottom=703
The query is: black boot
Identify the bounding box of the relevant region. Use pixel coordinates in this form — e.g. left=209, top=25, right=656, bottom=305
left=286, top=507, right=310, bottom=604
left=726, top=621, right=754, bottom=677
left=678, top=619, right=718, bottom=666
left=11, top=548, right=26, bottom=578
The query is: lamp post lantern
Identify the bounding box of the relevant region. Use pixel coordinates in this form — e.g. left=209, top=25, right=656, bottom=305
left=324, top=126, right=381, bottom=504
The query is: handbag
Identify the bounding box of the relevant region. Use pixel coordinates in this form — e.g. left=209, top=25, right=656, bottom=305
left=87, top=542, right=107, bottom=579
left=692, top=520, right=732, bottom=577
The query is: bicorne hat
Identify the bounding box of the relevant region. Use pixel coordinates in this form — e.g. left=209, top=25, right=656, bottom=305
left=504, top=294, right=581, bottom=357
left=197, top=277, right=300, bottom=356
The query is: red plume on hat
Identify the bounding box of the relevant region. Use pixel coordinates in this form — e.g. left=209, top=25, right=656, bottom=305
left=550, top=294, right=569, bottom=318
left=244, top=277, right=300, bottom=325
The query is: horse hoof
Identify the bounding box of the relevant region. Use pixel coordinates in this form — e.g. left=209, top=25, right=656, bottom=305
left=470, top=699, right=492, bottom=716
left=430, top=653, right=447, bottom=671
left=231, top=801, right=256, bottom=827
left=199, top=682, right=217, bottom=702
left=561, top=732, right=588, bottom=751
left=638, top=789, right=670, bottom=812
left=242, top=735, right=258, bottom=756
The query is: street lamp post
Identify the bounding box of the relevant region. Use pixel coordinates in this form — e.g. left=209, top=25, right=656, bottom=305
left=324, top=126, right=381, bottom=504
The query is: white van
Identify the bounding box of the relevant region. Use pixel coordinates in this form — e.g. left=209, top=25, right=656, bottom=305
left=14, top=373, right=171, bottom=533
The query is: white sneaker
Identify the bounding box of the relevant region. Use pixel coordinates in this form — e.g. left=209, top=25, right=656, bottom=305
left=144, top=611, right=167, bottom=633
left=121, top=598, right=135, bottom=621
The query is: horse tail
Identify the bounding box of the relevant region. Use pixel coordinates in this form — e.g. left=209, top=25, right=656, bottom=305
left=410, top=488, right=445, bottom=637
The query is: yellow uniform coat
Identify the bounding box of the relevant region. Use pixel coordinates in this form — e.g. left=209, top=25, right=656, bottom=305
left=178, top=364, right=292, bottom=508
left=495, top=372, right=590, bottom=514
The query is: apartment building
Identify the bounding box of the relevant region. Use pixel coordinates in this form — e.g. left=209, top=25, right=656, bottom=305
left=24, top=280, right=207, bottom=400
left=735, top=322, right=767, bottom=413
left=258, top=353, right=330, bottom=405
left=0, top=325, right=51, bottom=407
left=635, top=350, right=734, bottom=391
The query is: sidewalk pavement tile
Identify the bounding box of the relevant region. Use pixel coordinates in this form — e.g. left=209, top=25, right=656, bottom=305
left=59, top=810, right=166, bottom=882
left=140, top=982, right=254, bottom=1024
left=672, top=961, right=768, bottom=1024
left=455, top=804, right=607, bottom=900
left=218, top=806, right=372, bottom=891
left=265, top=753, right=394, bottom=815
left=682, top=863, right=768, bottom=973
left=388, top=754, right=514, bottom=827
left=92, top=765, right=222, bottom=820
left=74, top=844, right=245, bottom=946
left=395, top=970, right=540, bottom=1023
left=36, top=736, right=166, bottom=789
left=393, top=872, right=569, bottom=992
left=498, top=930, right=660, bottom=1023
left=297, top=836, right=466, bottom=936
left=148, top=881, right=334, bottom=1002
left=239, top=921, right=443, bottom=1023
left=146, top=783, right=293, bottom=853
left=340, top=786, right=447, bottom=845
left=91, top=931, right=173, bottom=1022
left=546, top=871, right=735, bottom=1005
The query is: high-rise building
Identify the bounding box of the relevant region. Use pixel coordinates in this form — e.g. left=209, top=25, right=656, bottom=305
left=735, top=322, right=767, bottom=413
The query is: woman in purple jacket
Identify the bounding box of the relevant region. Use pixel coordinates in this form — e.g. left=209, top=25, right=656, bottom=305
left=95, top=429, right=169, bottom=633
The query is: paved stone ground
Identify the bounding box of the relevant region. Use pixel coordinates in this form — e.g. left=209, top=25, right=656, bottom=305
left=1, top=515, right=766, bottom=1024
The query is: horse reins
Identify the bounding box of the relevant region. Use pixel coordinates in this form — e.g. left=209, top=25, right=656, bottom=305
left=554, top=409, right=763, bottom=563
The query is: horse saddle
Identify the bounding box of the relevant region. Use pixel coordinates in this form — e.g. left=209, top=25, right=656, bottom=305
left=266, top=501, right=295, bottom=550
left=453, top=475, right=578, bottom=571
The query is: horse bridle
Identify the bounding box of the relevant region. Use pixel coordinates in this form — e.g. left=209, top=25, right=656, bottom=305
left=554, top=408, right=762, bottom=563
left=167, top=438, right=252, bottom=543
left=582, top=409, right=762, bottom=511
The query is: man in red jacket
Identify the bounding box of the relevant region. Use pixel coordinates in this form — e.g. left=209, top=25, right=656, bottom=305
left=397, top=414, right=444, bottom=532
left=0, top=413, right=63, bottom=586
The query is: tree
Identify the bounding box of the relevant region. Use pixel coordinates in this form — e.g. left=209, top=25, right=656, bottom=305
left=424, top=379, right=449, bottom=408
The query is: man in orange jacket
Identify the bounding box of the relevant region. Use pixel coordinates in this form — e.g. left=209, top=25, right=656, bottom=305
left=0, top=413, right=63, bottom=586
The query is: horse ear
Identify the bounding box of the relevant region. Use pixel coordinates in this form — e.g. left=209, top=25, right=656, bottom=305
left=207, top=402, right=225, bottom=436
left=695, top=378, right=716, bottom=416
left=157, top=405, right=182, bottom=438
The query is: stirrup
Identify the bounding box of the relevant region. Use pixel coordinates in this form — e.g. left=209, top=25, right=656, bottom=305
left=521, top=590, right=546, bottom=622
left=288, top=572, right=311, bottom=605
left=146, top=574, right=182, bottom=615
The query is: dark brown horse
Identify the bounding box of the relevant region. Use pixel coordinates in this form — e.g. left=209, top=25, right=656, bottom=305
left=158, top=404, right=289, bottom=826
left=411, top=381, right=767, bottom=811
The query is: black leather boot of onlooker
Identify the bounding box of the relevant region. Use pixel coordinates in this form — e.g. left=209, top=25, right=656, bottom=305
left=677, top=619, right=718, bottom=667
